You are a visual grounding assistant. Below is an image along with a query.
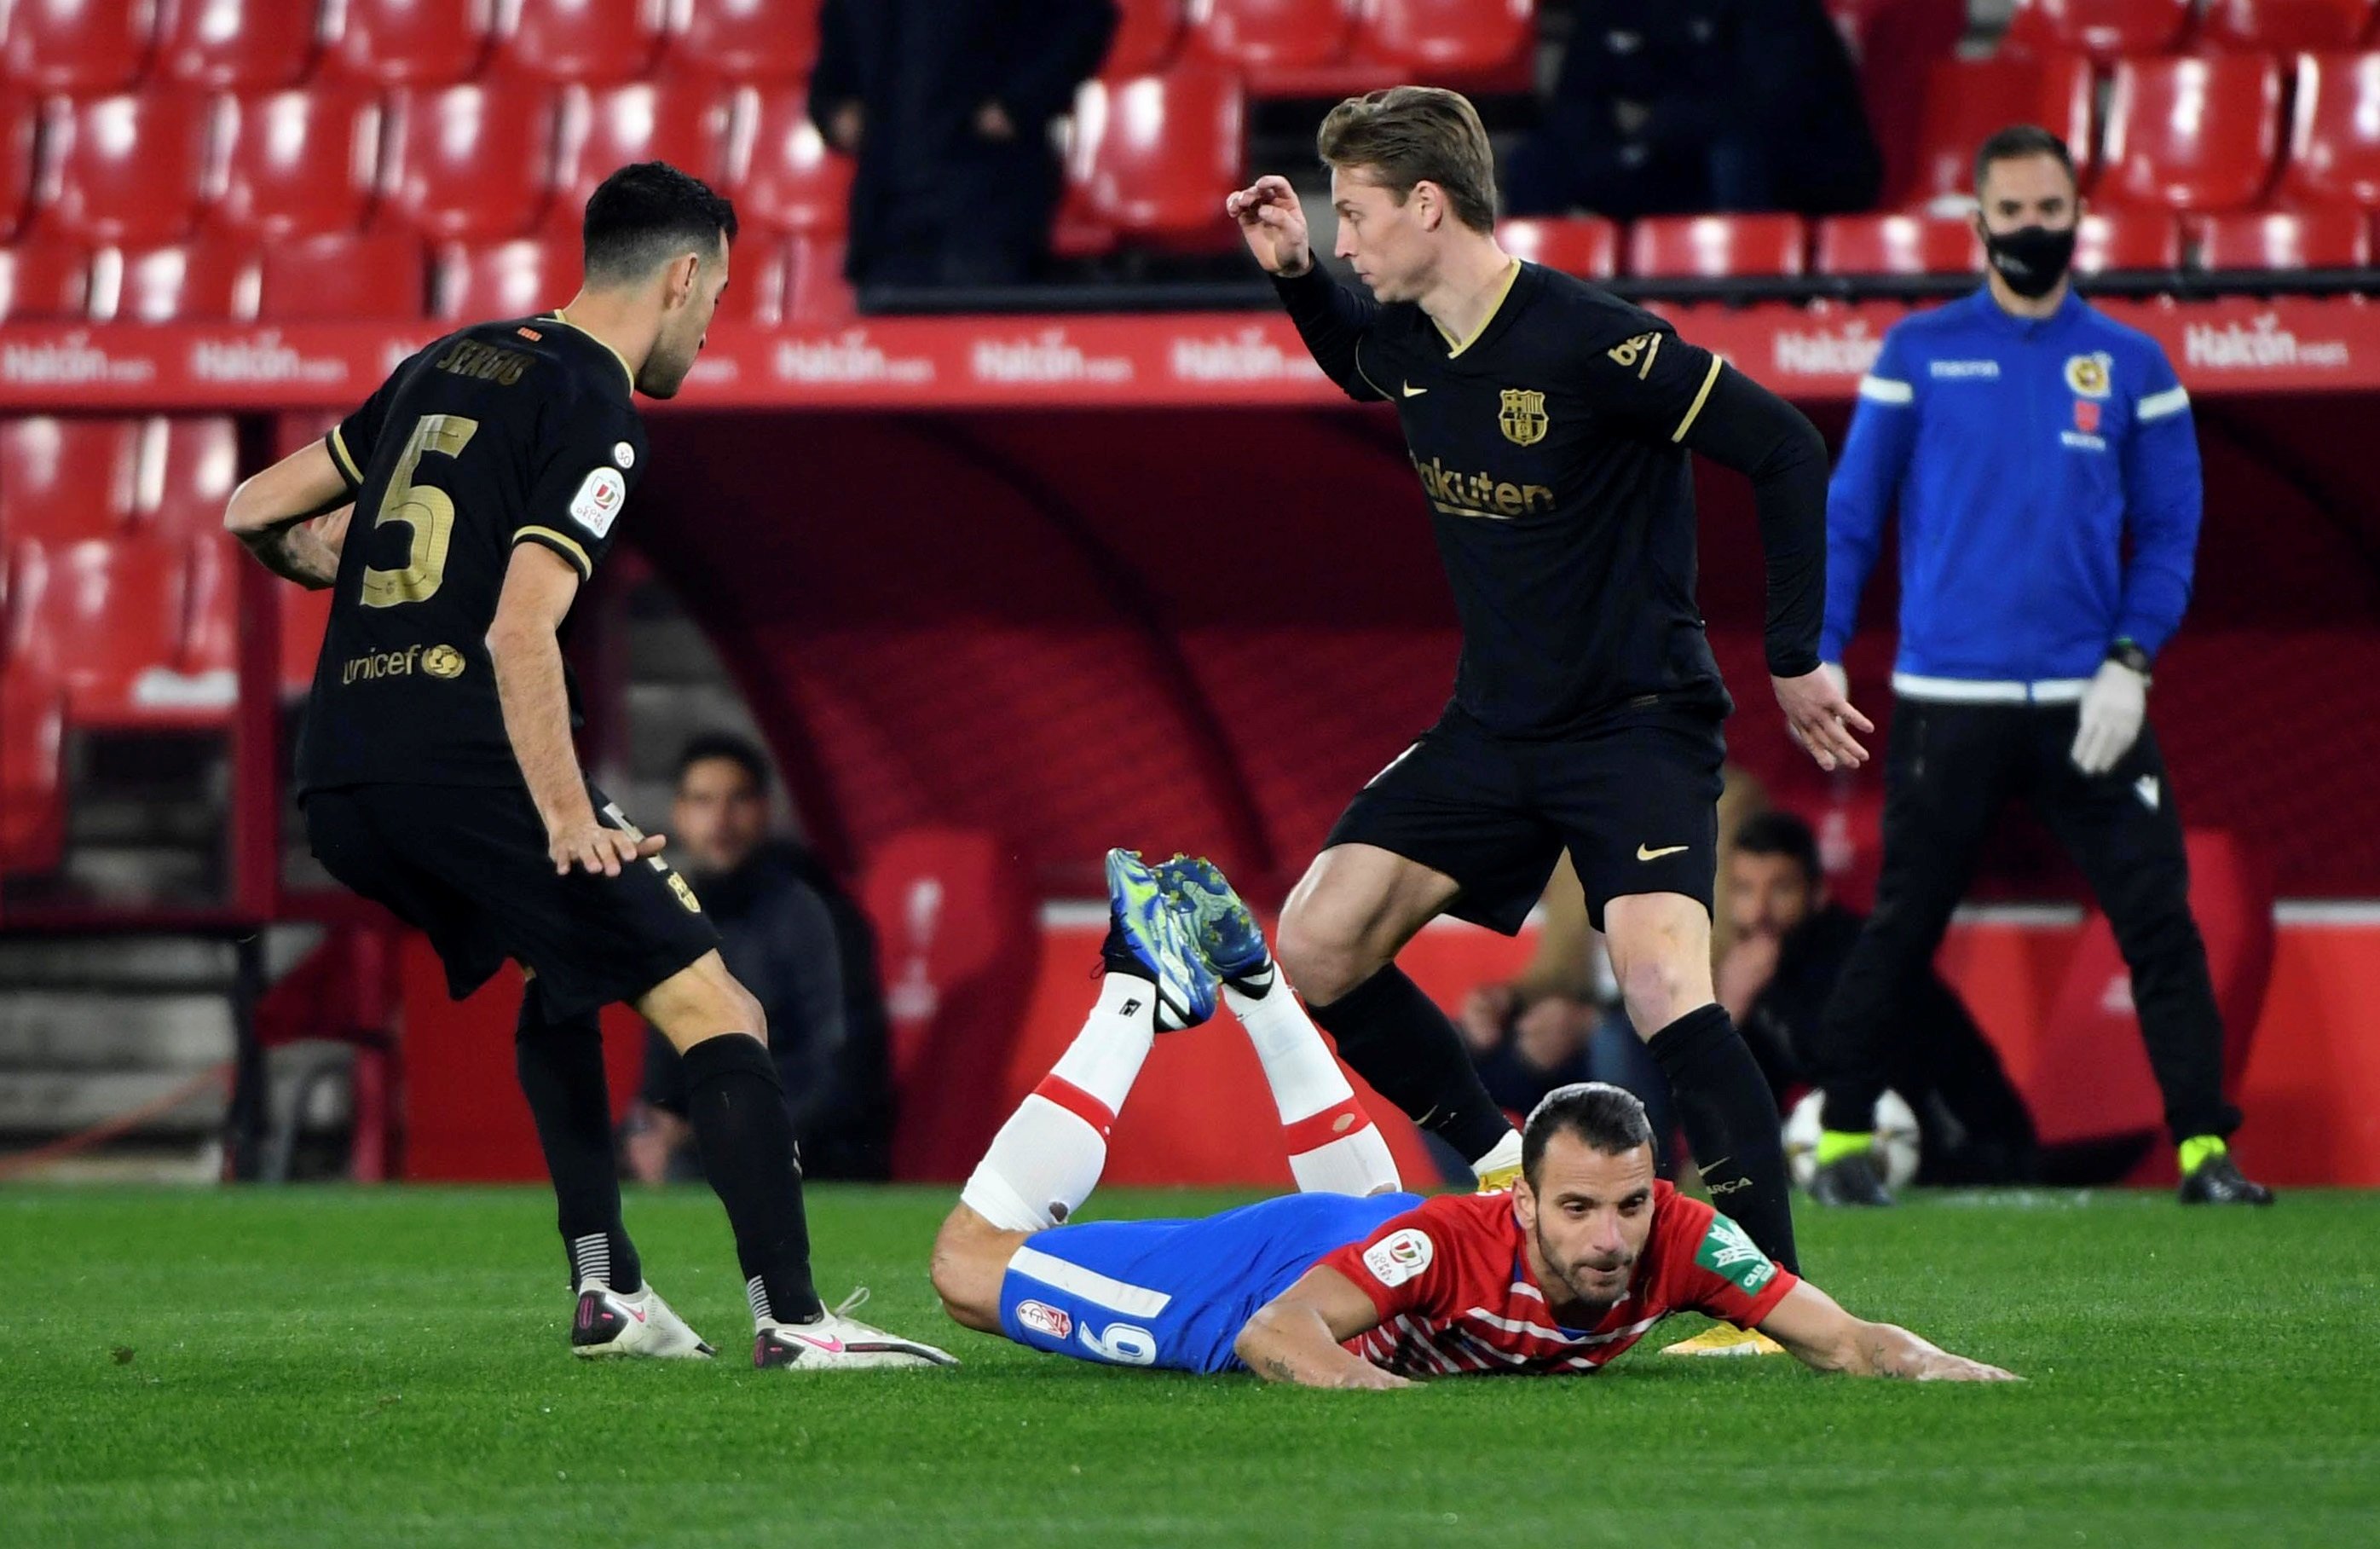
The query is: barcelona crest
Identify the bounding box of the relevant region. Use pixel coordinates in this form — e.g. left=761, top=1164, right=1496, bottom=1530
left=1498, top=388, right=1549, bottom=447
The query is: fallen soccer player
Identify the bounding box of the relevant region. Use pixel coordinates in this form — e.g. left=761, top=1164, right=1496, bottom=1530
left=927, top=851, right=2018, bottom=1387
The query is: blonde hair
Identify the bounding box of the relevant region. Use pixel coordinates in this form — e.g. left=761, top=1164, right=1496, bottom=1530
left=1315, top=86, right=1498, bottom=233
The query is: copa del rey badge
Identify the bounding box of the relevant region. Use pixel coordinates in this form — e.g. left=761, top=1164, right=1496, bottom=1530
left=570, top=467, right=627, bottom=538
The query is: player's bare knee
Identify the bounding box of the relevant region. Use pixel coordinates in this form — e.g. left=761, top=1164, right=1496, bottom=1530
left=1615, top=947, right=1699, bottom=1033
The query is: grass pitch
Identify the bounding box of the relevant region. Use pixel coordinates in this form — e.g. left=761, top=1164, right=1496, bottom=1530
left=6, top=1185, right=2377, bottom=1547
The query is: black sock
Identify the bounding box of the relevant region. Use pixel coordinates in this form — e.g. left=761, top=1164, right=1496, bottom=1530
left=1648, top=1003, right=1799, bottom=1274
left=1308, top=965, right=1514, bottom=1164
left=679, top=1033, right=823, bottom=1324
left=514, top=996, right=640, bottom=1295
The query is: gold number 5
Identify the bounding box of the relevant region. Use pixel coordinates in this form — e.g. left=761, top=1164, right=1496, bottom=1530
left=360, top=413, right=479, bottom=609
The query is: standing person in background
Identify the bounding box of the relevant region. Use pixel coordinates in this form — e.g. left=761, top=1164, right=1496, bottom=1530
left=1814, top=125, right=2272, bottom=1208
left=627, top=734, right=894, bottom=1185
left=810, top=0, right=1118, bottom=289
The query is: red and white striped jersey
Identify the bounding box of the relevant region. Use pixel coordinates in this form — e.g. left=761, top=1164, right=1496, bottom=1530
left=1314, top=1182, right=1798, bottom=1378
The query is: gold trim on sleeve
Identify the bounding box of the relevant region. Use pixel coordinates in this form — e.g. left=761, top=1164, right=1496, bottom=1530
left=328, top=425, right=363, bottom=485
left=549, top=308, right=637, bottom=393
left=514, top=524, right=593, bottom=579
left=1671, top=355, right=1724, bottom=443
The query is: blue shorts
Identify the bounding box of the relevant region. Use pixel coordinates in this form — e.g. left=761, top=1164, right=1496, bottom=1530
left=996, top=1192, right=1423, bottom=1374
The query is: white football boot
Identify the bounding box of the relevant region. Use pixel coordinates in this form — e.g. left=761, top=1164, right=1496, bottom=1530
left=753, top=1287, right=960, bottom=1372
left=570, top=1281, right=715, bottom=1360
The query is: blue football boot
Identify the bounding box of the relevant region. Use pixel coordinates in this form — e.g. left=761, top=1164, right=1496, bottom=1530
left=1102, top=847, right=1218, bottom=1031
left=1157, top=854, right=1274, bottom=986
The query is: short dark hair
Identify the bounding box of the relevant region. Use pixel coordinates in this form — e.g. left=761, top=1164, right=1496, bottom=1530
left=1732, top=810, right=1820, bottom=883
left=674, top=731, right=771, bottom=796
left=1973, top=124, right=2078, bottom=198
left=1522, top=1083, right=1655, bottom=1188
left=1316, top=85, right=1499, bottom=233
left=582, top=161, right=738, bottom=286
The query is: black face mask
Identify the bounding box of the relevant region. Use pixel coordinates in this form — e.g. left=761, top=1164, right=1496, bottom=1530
left=1982, top=223, right=2077, bottom=299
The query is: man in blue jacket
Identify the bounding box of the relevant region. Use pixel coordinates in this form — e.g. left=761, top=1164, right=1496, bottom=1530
left=1812, top=125, right=2270, bottom=1208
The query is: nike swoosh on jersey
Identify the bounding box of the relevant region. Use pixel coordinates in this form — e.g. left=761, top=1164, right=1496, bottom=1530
left=1402, top=382, right=1428, bottom=396
left=1636, top=843, right=1689, bottom=861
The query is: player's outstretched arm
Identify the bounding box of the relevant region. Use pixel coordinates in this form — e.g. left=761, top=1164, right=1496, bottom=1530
left=1236, top=1266, right=1412, bottom=1390
left=222, top=441, right=354, bottom=590
left=1229, top=175, right=1386, bottom=403
left=1757, top=1280, right=2018, bottom=1383
left=488, top=545, right=664, bottom=878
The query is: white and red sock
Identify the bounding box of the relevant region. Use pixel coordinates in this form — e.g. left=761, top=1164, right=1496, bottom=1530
left=1226, top=965, right=1401, bottom=1196
left=959, top=972, right=1156, bottom=1232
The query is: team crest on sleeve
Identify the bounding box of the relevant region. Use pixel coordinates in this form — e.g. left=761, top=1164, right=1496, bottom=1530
left=1014, top=1300, right=1072, bottom=1340
left=1695, top=1214, right=1776, bottom=1294
left=1362, top=1228, right=1435, bottom=1287
left=1497, top=388, right=1550, bottom=447
left=569, top=467, right=627, bottom=537
left=2064, top=352, right=2113, bottom=399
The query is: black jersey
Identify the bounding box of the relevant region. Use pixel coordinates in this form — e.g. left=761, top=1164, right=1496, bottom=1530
left=298, top=314, right=647, bottom=793
left=1275, top=259, right=1824, bottom=737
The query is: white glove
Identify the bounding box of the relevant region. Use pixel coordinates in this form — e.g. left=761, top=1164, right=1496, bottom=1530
left=2070, top=659, right=2148, bottom=775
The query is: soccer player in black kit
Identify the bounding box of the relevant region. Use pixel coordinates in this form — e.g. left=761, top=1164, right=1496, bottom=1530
left=222, top=162, right=952, bottom=1372
left=1228, top=89, right=1870, bottom=1351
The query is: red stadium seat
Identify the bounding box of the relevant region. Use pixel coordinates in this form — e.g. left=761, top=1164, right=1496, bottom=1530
left=0, top=237, right=90, bottom=318
left=2100, top=54, right=2283, bottom=211
left=136, top=417, right=239, bottom=546
left=258, top=230, right=428, bottom=318
left=209, top=86, right=384, bottom=239
left=1187, top=0, right=1357, bottom=71
left=1355, top=0, right=1534, bottom=84
left=667, top=0, right=821, bottom=81
left=0, top=417, right=143, bottom=544
left=1106, top=0, right=1186, bottom=76
left=322, top=0, right=495, bottom=86
left=2282, top=51, right=2380, bottom=207
left=0, top=659, right=66, bottom=874
left=16, top=535, right=227, bottom=726
left=1814, top=212, right=1981, bottom=275
left=2002, top=0, right=2193, bottom=60
left=1, top=91, right=38, bottom=239
left=2074, top=206, right=2182, bottom=270
left=550, top=80, right=737, bottom=232
left=90, top=238, right=260, bottom=321
left=1495, top=216, right=1619, bottom=279
left=155, top=0, right=317, bottom=87
left=2, top=0, right=159, bottom=92
left=734, top=84, right=853, bottom=236
left=494, top=0, right=667, bottom=84
left=378, top=84, right=559, bottom=241
left=2201, top=0, right=2373, bottom=50
left=2195, top=205, right=2371, bottom=267
left=1067, top=68, right=1245, bottom=244
left=1901, top=55, right=2095, bottom=210
left=1626, top=213, right=1808, bottom=278
left=32, top=90, right=218, bottom=245
left=781, top=234, right=852, bottom=320
left=434, top=235, right=579, bottom=319
left=708, top=232, right=783, bottom=323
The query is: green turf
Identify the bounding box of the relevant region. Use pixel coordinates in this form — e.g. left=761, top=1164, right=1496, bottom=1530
left=7, top=1186, right=2378, bottom=1547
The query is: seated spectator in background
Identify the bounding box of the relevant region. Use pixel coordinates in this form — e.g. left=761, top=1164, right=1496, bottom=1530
left=811, top=0, right=1118, bottom=289
left=625, top=735, right=895, bottom=1184
left=1718, top=812, right=2036, bottom=1185
left=1504, top=0, right=1880, bottom=221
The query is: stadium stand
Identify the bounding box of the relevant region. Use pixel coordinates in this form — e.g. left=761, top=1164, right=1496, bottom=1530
left=730, top=84, right=852, bottom=236
left=1067, top=67, right=1246, bottom=246
left=256, top=231, right=428, bottom=320
left=433, top=234, right=580, bottom=319
left=2281, top=50, right=2380, bottom=207
left=320, top=0, right=496, bottom=88
left=1, top=0, right=159, bottom=93
left=1186, top=0, right=1360, bottom=76
left=207, top=86, right=385, bottom=240
left=2002, top=0, right=2195, bottom=59
left=1106, top=0, right=1187, bottom=76
left=1628, top=213, right=1809, bottom=280
left=2073, top=206, right=2185, bottom=271
left=493, top=0, right=671, bottom=86
left=2196, top=204, right=2372, bottom=268
left=0, top=236, right=90, bottom=318
left=0, top=91, right=34, bottom=239
left=1494, top=216, right=1620, bottom=279
left=32, top=90, right=216, bottom=245
left=2200, top=0, right=2377, bottom=50
left=377, top=83, right=559, bottom=240
left=548, top=80, right=740, bottom=231
left=1814, top=211, right=1983, bottom=275
left=90, top=237, right=259, bottom=321
left=667, top=0, right=823, bottom=82
left=1898, top=55, right=2097, bottom=211
left=154, top=0, right=318, bottom=89
left=2099, top=54, right=2285, bottom=212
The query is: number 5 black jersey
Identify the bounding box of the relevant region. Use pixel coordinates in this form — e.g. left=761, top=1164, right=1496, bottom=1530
left=297, top=315, right=647, bottom=794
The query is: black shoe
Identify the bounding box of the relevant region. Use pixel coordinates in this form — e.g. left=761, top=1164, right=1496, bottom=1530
left=1809, top=1149, right=1895, bottom=1207
left=2178, top=1153, right=2275, bottom=1205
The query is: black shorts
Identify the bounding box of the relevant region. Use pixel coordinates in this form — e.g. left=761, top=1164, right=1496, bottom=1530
left=1324, top=701, right=1724, bottom=934
left=303, top=780, right=720, bottom=1020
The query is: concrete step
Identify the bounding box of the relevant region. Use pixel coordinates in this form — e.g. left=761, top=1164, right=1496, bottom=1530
left=0, top=935, right=234, bottom=988
left=0, top=1069, right=227, bottom=1136
left=0, top=991, right=235, bottom=1070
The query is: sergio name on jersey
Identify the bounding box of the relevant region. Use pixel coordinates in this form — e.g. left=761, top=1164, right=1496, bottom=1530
left=298, top=315, right=646, bottom=794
